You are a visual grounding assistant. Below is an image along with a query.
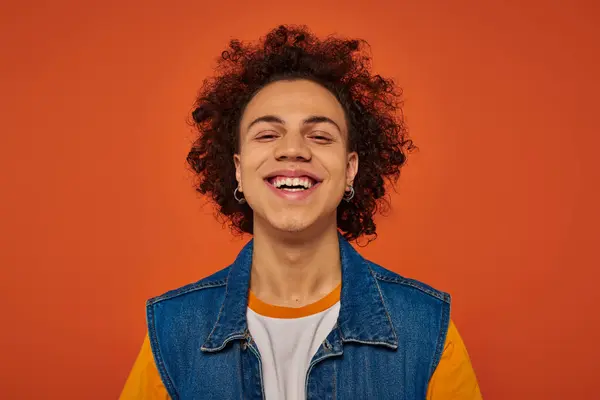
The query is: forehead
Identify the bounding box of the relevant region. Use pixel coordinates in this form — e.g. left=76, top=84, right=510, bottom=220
left=240, top=80, right=347, bottom=131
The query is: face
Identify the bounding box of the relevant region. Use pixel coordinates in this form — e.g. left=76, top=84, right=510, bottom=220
left=234, top=79, right=358, bottom=235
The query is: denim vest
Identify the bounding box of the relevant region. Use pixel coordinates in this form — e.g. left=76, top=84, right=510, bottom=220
left=147, top=235, right=451, bottom=400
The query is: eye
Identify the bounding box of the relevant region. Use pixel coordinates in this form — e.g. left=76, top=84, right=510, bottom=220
left=256, top=131, right=279, bottom=141
left=309, top=132, right=333, bottom=143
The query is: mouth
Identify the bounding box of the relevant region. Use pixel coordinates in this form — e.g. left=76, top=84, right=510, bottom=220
left=265, top=175, right=320, bottom=192
left=263, top=173, right=322, bottom=201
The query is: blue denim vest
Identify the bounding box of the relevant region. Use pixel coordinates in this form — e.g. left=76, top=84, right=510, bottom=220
left=147, top=235, right=451, bottom=399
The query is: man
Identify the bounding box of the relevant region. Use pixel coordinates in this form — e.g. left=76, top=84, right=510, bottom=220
left=121, top=25, right=482, bottom=399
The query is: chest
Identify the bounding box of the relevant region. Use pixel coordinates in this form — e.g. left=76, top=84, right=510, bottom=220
left=246, top=304, right=340, bottom=400
left=175, top=334, right=432, bottom=400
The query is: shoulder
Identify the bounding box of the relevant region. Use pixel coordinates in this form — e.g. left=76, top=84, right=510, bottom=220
left=145, top=266, right=231, bottom=334
left=144, top=266, right=232, bottom=354
left=146, top=266, right=231, bottom=307
left=143, top=268, right=233, bottom=398
left=365, top=260, right=452, bottom=372
left=365, top=260, right=451, bottom=304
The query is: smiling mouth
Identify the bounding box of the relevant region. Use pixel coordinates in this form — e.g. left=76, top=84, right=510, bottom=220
left=265, top=176, right=320, bottom=192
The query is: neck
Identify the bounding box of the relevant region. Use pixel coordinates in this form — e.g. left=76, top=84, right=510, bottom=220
left=249, top=219, right=342, bottom=308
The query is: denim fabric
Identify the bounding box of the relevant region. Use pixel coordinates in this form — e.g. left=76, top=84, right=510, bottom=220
left=147, top=234, right=451, bottom=400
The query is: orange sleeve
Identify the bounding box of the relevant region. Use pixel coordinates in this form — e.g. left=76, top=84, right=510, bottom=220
left=119, top=334, right=170, bottom=400
left=426, top=320, right=483, bottom=399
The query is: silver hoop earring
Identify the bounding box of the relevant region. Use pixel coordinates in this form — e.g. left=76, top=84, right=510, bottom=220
left=343, top=186, right=355, bottom=202
left=234, top=187, right=246, bottom=204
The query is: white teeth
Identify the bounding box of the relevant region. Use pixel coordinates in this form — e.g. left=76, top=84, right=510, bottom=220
left=271, top=176, right=315, bottom=189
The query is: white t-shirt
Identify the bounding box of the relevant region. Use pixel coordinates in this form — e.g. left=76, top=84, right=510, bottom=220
left=246, top=284, right=341, bottom=400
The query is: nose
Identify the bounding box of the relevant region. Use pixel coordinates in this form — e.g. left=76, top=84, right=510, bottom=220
left=274, top=132, right=311, bottom=162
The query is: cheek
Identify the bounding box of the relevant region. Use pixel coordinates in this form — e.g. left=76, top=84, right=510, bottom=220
left=318, top=150, right=349, bottom=178
left=238, top=147, right=267, bottom=184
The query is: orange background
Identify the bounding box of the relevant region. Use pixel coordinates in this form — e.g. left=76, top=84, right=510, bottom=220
left=1, top=0, right=598, bottom=398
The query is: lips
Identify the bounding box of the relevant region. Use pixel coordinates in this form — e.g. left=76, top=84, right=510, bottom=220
left=262, top=169, right=322, bottom=201
left=263, top=169, right=322, bottom=183
left=264, top=178, right=321, bottom=201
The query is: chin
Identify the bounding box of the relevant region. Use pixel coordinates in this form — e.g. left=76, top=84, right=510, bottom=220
left=252, top=204, right=337, bottom=236
left=270, top=216, right=313, bottom=233
left=267, top=212, right=339, bottom=238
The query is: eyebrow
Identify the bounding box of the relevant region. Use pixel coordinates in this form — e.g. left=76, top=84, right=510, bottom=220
left=246, top=115, right=342, bottom=133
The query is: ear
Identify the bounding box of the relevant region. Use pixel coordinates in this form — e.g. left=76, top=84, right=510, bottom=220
left=233, top=153, right=242, bottom=191
left=346, top=151, right=359, bottom=187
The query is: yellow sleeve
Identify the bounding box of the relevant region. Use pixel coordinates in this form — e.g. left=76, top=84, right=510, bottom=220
left=120, top=333, right=170, bottom=400
left=426, top=320, right=482, bottom=400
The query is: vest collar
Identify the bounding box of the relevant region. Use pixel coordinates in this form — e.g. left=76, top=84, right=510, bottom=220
left=201, top=233, right=398, bottom=352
